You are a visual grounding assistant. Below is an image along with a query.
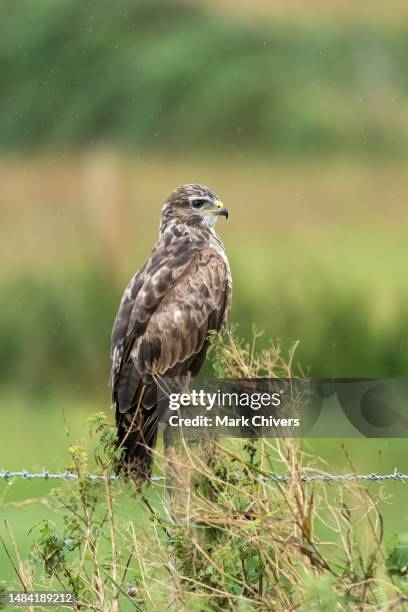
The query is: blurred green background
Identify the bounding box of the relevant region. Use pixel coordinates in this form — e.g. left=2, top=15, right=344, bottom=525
left=1, top=0, right=408, bottom=583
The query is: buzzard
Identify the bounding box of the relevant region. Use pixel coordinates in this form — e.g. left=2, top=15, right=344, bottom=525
left=110, top=184, right=232, bottom=483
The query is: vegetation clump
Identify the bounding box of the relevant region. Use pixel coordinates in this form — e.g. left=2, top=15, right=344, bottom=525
left=1, top=332, right=408, bottom=610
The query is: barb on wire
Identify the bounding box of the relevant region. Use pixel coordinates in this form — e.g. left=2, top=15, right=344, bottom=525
left=0, top=468, right=407, bottom=485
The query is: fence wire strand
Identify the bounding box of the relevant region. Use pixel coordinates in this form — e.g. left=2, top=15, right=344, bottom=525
left=1, top=468, right=407, bottom=485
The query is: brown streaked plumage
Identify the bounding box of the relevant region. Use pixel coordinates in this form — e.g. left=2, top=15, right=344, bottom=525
left=111, top=184, right=232, bottom=484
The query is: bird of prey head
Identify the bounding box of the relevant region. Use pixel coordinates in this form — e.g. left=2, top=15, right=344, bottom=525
left=160, top=183, right=229, bottom=233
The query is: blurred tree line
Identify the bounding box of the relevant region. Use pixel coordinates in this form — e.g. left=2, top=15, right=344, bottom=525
left=1, top=0, right=408, bottom=156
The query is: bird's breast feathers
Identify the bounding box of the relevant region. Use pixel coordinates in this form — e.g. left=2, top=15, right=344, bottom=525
left=111, top=223, right=231, bottom=386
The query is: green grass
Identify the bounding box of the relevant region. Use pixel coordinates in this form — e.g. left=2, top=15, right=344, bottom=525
left=1, top=348, right=408, bottom=608
left=1, top=392, right=407, bottom=586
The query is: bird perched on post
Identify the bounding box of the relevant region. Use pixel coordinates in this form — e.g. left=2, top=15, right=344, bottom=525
left=110, top=184, right=231, bottom=484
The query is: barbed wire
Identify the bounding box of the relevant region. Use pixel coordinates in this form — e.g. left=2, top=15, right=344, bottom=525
left=1, top=468, right=407, bottom=485
left=0, top=469, right=163, bottom=483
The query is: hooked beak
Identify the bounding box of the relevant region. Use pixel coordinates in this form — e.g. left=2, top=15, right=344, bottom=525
left=213, top=200, right=229, bottom=220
